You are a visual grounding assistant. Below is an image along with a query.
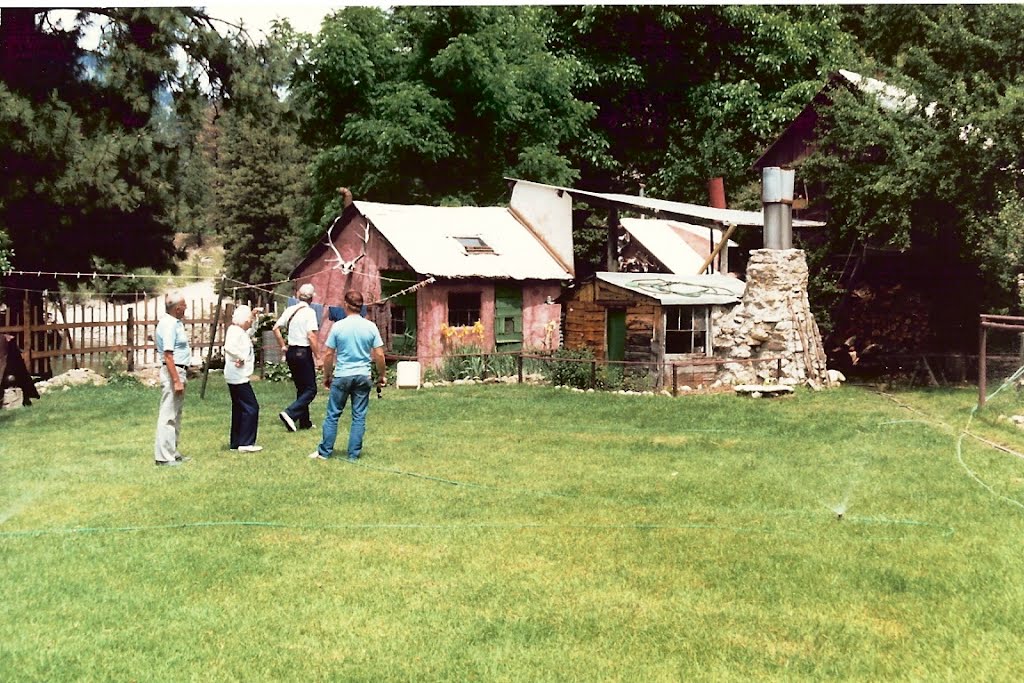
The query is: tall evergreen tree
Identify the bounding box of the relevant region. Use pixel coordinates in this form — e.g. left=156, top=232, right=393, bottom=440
left=0, top=8, right=244, bottom=300
left=207, top=20, right=312, bottom=294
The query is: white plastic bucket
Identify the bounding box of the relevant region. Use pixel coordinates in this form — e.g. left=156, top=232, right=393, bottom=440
left=396, top=361, right=421, bottom=389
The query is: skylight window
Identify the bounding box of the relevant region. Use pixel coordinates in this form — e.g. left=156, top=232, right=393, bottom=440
left=454, top=236, right=495, bottom=254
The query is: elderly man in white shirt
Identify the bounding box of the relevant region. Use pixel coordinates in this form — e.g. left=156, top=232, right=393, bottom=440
left=224, top=304, right=262, bottom=453
left=273, top=282, right=321, bottom=432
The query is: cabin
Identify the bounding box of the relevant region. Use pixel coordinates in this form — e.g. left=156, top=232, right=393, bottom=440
left=563, top=272, right=746, bottom=386
left=288, top=182, right=574, bottom=367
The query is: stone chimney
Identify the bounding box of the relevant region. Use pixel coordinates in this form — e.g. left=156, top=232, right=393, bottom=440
left=712, top=249, right=834, bottom=388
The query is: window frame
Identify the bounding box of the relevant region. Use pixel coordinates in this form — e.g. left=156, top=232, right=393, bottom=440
left=663, top=305, right=711, bottom=356
left=447, top=291, right=482, bottom=327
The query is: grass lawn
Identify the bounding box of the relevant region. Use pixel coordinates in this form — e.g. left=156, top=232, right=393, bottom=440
left=3, top=376, right=1024, bottom=681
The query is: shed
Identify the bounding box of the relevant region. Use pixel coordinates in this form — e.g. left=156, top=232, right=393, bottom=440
left=289, top=183, right=574, bottom=367
left=563, top=272, right=746, bottom=386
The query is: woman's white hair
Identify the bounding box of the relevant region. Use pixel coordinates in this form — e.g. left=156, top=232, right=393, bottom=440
left=231, top=304, right=253, bottom=326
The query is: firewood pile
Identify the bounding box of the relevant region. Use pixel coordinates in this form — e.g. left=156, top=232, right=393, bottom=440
left=830, top=284, right=931, bottom=373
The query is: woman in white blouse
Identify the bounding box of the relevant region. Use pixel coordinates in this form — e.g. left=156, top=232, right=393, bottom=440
left=224, top=305, right=262, bottom=452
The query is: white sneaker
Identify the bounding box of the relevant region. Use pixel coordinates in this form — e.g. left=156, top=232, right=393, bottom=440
left=279, top=411, right=297, bottom=432
left=238, top=445, right=263, bottom=453
left=308, top=451, right=328, bottom=460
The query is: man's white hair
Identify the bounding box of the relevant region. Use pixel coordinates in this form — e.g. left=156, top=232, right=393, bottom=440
left=165, top=291, right=185, bottom=311
left=231, top=304, right=253, bottom=326
left=297, top=283, right=315, bottom=301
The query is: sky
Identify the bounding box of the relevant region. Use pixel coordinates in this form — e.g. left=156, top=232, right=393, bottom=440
left=198, top=3, right=346, bottom=40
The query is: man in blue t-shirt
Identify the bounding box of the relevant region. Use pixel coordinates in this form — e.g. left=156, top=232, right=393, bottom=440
left=310, top=290, right=386, bottom=461
left=154, top=291, right=192, bottom=466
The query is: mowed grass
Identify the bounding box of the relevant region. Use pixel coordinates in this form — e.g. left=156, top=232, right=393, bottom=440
left=3, top=378, right=1024, bottom=681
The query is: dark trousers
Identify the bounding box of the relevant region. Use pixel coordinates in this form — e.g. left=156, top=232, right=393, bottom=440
left=228, top=382, right=260, bottom=448
left=284, top=346, right=317, bottom=428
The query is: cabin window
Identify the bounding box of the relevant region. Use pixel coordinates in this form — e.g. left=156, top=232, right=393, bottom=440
left=454, top=236, right=495, bottom=254
left=390, top=306, right=407, bottom=336
left=448, top=292, right=481, bottom=326
left=664, top=306, right=709, bottom=355
left=381, top=270, right=418, bottom=355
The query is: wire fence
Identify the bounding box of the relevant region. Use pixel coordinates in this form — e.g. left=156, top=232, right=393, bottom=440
left=381, top=351, right=787, bottom=396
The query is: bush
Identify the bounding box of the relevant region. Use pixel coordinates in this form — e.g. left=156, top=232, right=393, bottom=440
left=101, top=353, right=141, bottom=387
left=549, top=347, right=596, bottom=389
left=263, top=361, right=292, bottom=382
left=441, top=345, right=493, bottom=381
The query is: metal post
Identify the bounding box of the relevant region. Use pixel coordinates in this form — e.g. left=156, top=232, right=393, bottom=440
left=517, top=353, right=523, bottom=384
left=590, top=359, right=596, bottom=390
left=672, top=364, right=678, bottom=397
left=762, top=167, right=795, bottom=250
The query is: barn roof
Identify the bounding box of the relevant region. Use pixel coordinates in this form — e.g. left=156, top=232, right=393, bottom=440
left=353, top=201, right=573, bottom=280
left=619, top=217, right=738, bottom=275
left=595, top=272, right=746, bottom=306
left=507, top=178, right=825, bottom=228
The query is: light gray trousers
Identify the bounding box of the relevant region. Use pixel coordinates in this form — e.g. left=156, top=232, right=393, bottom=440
left=154, top=367, right=186, bottom=463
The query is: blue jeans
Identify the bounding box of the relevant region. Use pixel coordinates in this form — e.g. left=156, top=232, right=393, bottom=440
left=284, top=346, right=317, bottom=428
left=317, top=375, right=372, bottom=459
left=228, top=382, right=259, bottom=448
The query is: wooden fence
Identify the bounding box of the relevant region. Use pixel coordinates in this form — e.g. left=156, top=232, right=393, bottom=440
left=0, top=291, right=276, bottom=377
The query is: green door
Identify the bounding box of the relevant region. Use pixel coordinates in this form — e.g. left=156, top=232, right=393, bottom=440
left=606, top=309, right=625, bottom=362
left=494, top=285, right=523, bottom=352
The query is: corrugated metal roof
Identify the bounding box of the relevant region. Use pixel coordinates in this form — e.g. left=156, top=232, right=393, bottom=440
left=596, top=272, right=746, bottom=306
left=354, top=201, right=572, bottom=280
left=508, top=178, right=825, bottom=228
left=620, top=217, right=738, bottom=275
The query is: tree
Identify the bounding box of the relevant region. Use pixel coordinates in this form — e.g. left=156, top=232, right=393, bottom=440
left=551, top=5, right=855, bottom=202
left=289, top=5, right=596, bottom=242
left=204, top=20, right=313, bottom=294
left=799, top=5, right=1024, bottom=351
left=0, top=7, right=247, bottom=301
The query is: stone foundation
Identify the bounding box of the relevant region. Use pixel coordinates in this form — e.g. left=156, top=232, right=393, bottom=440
left=712, top=249, right=834, bottom=388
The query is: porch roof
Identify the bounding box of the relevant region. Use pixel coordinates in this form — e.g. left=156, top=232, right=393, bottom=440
left=595, top=272, right=746, bottom=306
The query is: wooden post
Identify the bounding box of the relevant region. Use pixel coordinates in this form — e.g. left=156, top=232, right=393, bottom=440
left=979, top=323, right=987, bottom=408
left=200, top=275, right=226, bottom=399
left=696, top=222, right=739, bottom=275
left=126, top=306, right=135, bottom=372
left=607, top=206, right=619, bottom=272
left=21, top=290, right=31, bottom=372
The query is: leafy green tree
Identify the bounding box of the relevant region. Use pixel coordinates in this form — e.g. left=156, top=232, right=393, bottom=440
left=799, top=5, right=1024, bottom=349
left=290, top=5, right=595, bottom=240
left=552, top=5, right=855, bottom=202
left=211, top=111, right=310, bottom=294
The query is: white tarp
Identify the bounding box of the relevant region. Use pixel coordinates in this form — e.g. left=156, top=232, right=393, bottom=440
left=620, top=217, right=739, bottom=275
left=507, top=178, right=825, bottom=228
